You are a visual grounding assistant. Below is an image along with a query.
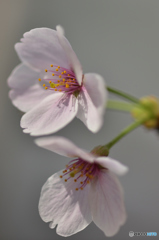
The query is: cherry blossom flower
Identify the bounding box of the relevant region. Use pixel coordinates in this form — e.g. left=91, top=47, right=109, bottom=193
left=35, top=136, right=128, bottom=237
left=8, top=26, right=107, bottom=136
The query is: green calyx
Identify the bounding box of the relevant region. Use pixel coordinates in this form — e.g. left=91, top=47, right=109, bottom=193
left=91, top=145, right=109, bottom=157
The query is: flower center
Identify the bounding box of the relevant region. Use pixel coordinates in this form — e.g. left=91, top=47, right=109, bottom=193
left=38, top=64, right=81, bottom=93
left=60, top=158, right=99, bottom=191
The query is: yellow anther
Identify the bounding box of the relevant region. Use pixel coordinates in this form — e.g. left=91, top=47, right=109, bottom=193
left=63, top=170, right=66, bottom=173
left=58, top=80, right=60, bottom=83
left=61, top=72, right=64, bottom=74
left=63, top=79, right=65, bottom=82
left=73, top=78, right=75, bottom=81
left=52, top=73, right=55, bottom=76
left=50, top=82, right=55, bottom=88
left=74, top=179, right=77, bottom=182
left=78, top=164, right=84, bottom=169
left=43, top=84, right=46, bottom=87
left=70, top=172, right=75, bottom=178
left=59, top=89, right=62, bottom=92
left=68, top=74, right=70, bottom=76
left=65, top=179, right=67, bottom=182
left=60, top=175, right=63, bottom=178
left=56, top=84, right=60, bottom=87
left=64, top=70, right=66, bottom=73
left=55, top=89, right=57, bottom=91
left=56, top=68, right=59, bottom=71
left=49, top=81, right=52, bottom=84
left=80, top=181, right=83, bottom=184
left=59, top=75, right=61, bottom=78
left=80, top=187, right=83, bottom=190
left=66, top=83, right=69, bottom=88
left=45, top=87, right=48, bottom=90
left=75, top=188, right=78, bottom=191
left=45, top=69, right=48, bottom=72
left=38, top=78, right=41, bottom=81
left=58, top=66, right=60, bottom=68
left=87, top=180, right=90, bottom=184
left=88, top=175, right=94, bottom=179
left=50, top=64, right=53, bottom=67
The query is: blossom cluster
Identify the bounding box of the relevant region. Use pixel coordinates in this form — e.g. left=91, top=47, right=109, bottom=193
left=8, top=25, right=129, bottom=237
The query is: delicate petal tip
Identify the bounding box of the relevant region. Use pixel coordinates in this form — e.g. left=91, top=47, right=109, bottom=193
left=96, top=157, right=129, bottom=176
left=56, top=25, right=65, bottom=36
left=34, top=136, right=95, bottom=162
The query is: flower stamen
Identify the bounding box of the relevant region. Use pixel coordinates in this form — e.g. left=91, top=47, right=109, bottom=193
left=38, top=64, right=82, bottom=95
left=60, top=158, right=99, bottom=190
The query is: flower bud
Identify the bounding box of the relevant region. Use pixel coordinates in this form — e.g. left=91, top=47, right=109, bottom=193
left=131, top=95, right=159, bottom=129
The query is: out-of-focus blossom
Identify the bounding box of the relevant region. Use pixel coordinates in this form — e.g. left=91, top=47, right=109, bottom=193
left=35, top=136, right=128, bottom=237
left=8, top=26, right=107, bottom=136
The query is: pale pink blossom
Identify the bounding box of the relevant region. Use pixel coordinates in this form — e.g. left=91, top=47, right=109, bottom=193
left=8, top=26, right=107, bottom=136
left=35, top=136, right=128, bottom=237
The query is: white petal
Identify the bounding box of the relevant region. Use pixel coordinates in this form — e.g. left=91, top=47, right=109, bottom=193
left=90, top=170, right=127, bottom=237
left=77, top=85, right=105, bottom=133
left=15, top=28, right=70, bottom=71
left=56, top=25, right=83, bottom=85
left=35, top=136, right=95, bottom=162
left=39, top=170, right=92, bottom=237
left=21, top=93, right=78, bottom=136
left=96, top=157, right=129, bottom=176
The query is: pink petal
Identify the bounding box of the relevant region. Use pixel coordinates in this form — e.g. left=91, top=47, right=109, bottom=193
left=7, top=63, right=39, bottom=89
left=39, top=170, right=92, bottom=237
left=56, top=25, right=83, bottom=85
left=15, top=28, right=70, bottom=71
left=76, top=74, right=106, bottom=133
left=9, top=84, right=52, bottom=112
left=83, top=73, right=107, bottom=115
left=8, top=63, right=50, bottom=112
left=90, top=170, right=127, bottom=237
left=35, top=136, right=95, bottom=162
left=96, top=157, right=128, bottom=176
left=21, top=93, right=78, bottom=136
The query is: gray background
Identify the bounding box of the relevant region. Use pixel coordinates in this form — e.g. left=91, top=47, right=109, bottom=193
left=0, top=0, right=159, bottom=239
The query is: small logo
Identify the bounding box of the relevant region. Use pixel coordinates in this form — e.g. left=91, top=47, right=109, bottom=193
left=129, top=231, right=157, bottom=237
left=129, top=231, right=134, bottom=237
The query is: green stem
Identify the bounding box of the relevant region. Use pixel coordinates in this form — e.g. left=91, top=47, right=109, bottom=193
left=107, top=100, right=136, bottom=112
left=107, top=86, right=139, bottom=104
left=105, top=117, right=149, bottom=150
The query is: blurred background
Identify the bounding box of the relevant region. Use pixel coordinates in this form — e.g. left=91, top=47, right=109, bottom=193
left=0, top=0, right=159, bottom=239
